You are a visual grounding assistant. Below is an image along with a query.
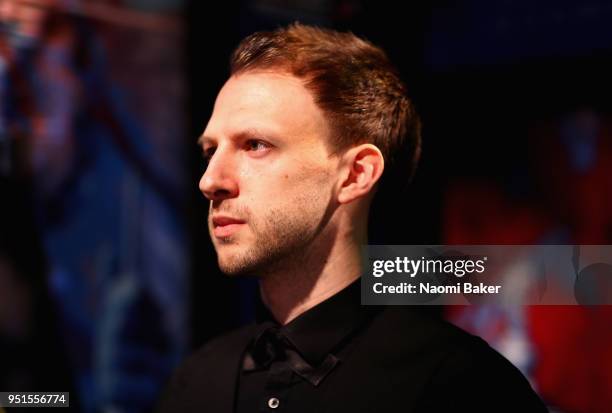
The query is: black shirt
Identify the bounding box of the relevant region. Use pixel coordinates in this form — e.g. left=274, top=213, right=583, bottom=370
left=157, top=278, right=548, bottom=413
left=237, top=279, right=379, bottom=413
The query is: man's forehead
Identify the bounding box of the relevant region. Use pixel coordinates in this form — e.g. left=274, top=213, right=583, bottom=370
left=202, top=71, right=328, bottom=143
left=214, top=72, right=311, bottom=116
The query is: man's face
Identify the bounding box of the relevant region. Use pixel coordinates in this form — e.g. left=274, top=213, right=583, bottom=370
left=199, top=71, right=339, bottom=276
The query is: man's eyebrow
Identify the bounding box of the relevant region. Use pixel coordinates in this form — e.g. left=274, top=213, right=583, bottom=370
left=198, top=128, right=281, bottom=147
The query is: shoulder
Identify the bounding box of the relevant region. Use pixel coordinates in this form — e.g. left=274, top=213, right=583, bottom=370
left=172, top=323, right=255, bottom=382
left=155, top=324, right=256, bottom=413
left=365, top=306, right=483, bottom=356
left=363, top=307, right=548, bottom=411
left=349, top=306, right=498, bottom=376
left=416, top=333, right=548, bottom=412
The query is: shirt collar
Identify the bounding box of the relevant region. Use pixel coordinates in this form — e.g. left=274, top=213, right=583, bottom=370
left=253, top=277, right=377, bottom=365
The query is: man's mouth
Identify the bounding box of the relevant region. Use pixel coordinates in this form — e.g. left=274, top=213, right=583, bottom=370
left=211, top=215, right=246, bottom=238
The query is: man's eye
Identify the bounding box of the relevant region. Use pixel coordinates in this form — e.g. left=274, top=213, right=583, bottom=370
left=245, top=140, right=270, bottom=152
left=203, top=147, right=216, bottom=161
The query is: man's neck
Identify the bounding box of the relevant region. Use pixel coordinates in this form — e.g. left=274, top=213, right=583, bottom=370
left=258, top=239, right=362, bottom=325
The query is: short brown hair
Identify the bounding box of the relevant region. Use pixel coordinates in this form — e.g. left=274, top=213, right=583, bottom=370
left=229, top=23, right=422, bottom=181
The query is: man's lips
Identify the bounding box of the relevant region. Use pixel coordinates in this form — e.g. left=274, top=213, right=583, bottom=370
left=211, top=215, right=246, bottom=238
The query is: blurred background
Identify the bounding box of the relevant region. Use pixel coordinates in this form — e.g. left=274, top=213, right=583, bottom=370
left=0, top=0, right=611, bottom=412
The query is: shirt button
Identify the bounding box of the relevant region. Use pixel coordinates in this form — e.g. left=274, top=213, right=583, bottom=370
left=268, top=397, right=280, bottom=409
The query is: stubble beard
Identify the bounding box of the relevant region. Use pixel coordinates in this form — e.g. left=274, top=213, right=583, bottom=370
left=211, top=199, right=326, bottom=278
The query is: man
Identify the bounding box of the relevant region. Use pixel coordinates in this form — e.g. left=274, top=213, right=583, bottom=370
left=157, top=23, right=547, bottom=412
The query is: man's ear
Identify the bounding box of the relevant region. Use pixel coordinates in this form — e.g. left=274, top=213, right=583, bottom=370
left=337, top=144, right=385, bottom=204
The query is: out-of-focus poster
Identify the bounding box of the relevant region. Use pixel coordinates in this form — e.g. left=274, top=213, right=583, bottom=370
left=0, top=1, right=188, bottom=411
left=443, top=110, right=612, bottom=413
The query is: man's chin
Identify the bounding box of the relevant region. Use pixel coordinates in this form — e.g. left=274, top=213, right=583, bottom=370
left=217, top=261, right=259, bottom=277
left=216, top=249, right=259, bottom=277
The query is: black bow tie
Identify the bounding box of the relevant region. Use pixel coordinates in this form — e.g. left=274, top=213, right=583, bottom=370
left=242, top=326, right=339, bottom=387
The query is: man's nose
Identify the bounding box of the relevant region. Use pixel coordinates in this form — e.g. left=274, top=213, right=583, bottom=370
left=199, top=149, right=239, bottom=201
